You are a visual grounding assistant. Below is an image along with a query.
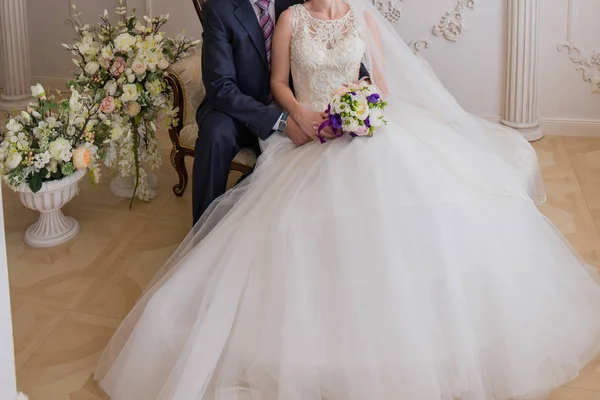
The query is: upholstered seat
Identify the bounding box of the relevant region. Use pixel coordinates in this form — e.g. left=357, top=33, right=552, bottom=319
left=164, top=0, right=258, bottom=196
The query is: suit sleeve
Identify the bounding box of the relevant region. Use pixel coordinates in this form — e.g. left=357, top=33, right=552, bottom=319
left=201, top=3, right=281, bottom=139
left=359, top=63, right=370, bottom=81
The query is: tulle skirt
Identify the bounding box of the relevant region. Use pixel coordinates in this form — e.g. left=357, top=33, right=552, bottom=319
left=95, top=101, right=600, bottom=400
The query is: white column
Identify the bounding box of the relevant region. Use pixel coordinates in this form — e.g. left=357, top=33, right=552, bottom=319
left=501, top=0, right=544, bottom=142
left=0, top=185, right=26, bottom=399
left=0, top=0, right=33, bottom=110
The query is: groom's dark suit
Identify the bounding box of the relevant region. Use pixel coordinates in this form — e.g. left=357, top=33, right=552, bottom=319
left=194, top=0, right=369, bottom=224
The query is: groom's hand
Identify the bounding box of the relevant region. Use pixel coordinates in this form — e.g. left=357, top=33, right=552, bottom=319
left=284, top=117, right=312, bottom=146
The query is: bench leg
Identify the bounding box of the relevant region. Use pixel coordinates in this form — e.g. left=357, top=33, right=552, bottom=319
left=170, top=146, right=188, bottom=197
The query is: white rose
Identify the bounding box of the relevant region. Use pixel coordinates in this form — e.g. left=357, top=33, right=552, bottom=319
left=131, top=60, right=147, bottom=75
left=351, top=96, right=370, bottom=120
left=85, top=61, right=100, bottom=75
left=5, top=153, right=22, bottom=170
left=368, top=108, right=384, bottom=128
left=127, top=74, right=136, bottom=83
left=30, top=83, right=46, bottom=99
left=114, top=33, right=137, bottom=51
left=104, top=80, right=118, bottom=96
left=157, top=58, right=169, bottom=70
left=48, top=138, right=72, bottom=161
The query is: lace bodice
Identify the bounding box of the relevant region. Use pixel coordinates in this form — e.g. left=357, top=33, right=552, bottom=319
left=289, top=5, right=366, bottom=111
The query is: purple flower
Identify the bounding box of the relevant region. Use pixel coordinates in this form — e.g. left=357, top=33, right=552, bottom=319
left=364, top=117, right=371, bottom=128
left=366, top=93, right=380, bottom=104
left=331, top=113, right=342, bottom=130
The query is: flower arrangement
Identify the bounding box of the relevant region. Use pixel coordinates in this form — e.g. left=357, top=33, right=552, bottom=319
left=0, top=84, right=110, bottom=192
left=317, top=81, right=387, bottom=143
left=64, top=1, right=200, bottom=205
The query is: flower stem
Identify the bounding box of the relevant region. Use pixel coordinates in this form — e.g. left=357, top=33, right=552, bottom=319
left=128, top=123, right=140, bottom=209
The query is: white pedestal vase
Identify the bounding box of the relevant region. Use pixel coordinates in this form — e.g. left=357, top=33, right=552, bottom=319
left=109, top=171, right=158, bottom=199
left=16, top=169, right=86, bottom=248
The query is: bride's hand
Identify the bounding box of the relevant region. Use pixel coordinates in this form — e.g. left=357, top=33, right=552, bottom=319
left=292, top=108, right=332, bottom=140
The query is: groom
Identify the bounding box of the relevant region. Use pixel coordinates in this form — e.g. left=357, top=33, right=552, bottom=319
left=193, top=0, right=370, bottom=224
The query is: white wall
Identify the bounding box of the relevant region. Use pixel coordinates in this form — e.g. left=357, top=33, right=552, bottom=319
left=23, top=0, right=600, bottom=133
left=26, top=0, right=201, bottom=91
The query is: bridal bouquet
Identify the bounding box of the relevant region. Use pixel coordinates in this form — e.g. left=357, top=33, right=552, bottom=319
left=64, top=1, right=200, bottom=205
left=0, top=84, right=110, bottom=192
left=317, top=81, right=387, bottom=143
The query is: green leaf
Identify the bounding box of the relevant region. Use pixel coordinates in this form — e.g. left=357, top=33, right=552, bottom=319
left=28, top=172, right=43, bottom=193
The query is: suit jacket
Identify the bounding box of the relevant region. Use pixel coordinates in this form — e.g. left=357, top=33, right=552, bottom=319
left=198, top=0, right=369, bottom=140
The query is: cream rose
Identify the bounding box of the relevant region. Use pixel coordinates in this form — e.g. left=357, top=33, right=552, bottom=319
left=120, top=84, right=139, bottom=102
left=114, top=33, right=137, bottom=51
left=72, top=146, right=91, bottom=169
left=104, top=80, right=118, bottom=96
left=131, top=60, right=147, bottom=75
left=124, top=102, right=141, bottom=117
left=157, top=58, right=169, bottom=70
left=5, top=153, right=22, bottom=170
left=100, top=96, right=116, bottom=114
left=85, top=61, right=100, bottom=75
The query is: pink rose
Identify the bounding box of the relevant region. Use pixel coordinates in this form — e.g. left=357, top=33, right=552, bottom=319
left=346, top=83, right=360, bottom=91
left=100, top=96, right=116, bottom=114
left=334, top=86, right=350, bottom=96
left=131, top=60, right=147, bottom=75
left=110, top=57, right=127, bottom=77
left=353, top=124, right=370, bottom=136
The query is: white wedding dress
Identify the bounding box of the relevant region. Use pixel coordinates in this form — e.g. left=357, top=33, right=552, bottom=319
left=96, top=4, right=600, bottom=400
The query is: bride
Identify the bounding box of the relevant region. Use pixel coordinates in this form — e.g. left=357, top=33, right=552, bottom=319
left=95, top=0, right=600, bottom=398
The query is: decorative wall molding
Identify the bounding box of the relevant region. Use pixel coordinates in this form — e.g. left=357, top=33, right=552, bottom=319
left=432, top=0, right=476, bottom=42
left=557, top=0, right=600, bottom=83
left=408, top=39, right=431, bottom=55
left=371, top=0, right=403, bottom=24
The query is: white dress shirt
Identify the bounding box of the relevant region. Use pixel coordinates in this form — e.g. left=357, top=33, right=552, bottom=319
left=248, top=0, right=276, bottom=22
left=248, top=0, right=284, bottom=132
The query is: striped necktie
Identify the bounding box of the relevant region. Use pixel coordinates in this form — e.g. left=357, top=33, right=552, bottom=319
left=256, top=0, right=274, bottom=104
left=256, top=0, right=273, bottom=67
